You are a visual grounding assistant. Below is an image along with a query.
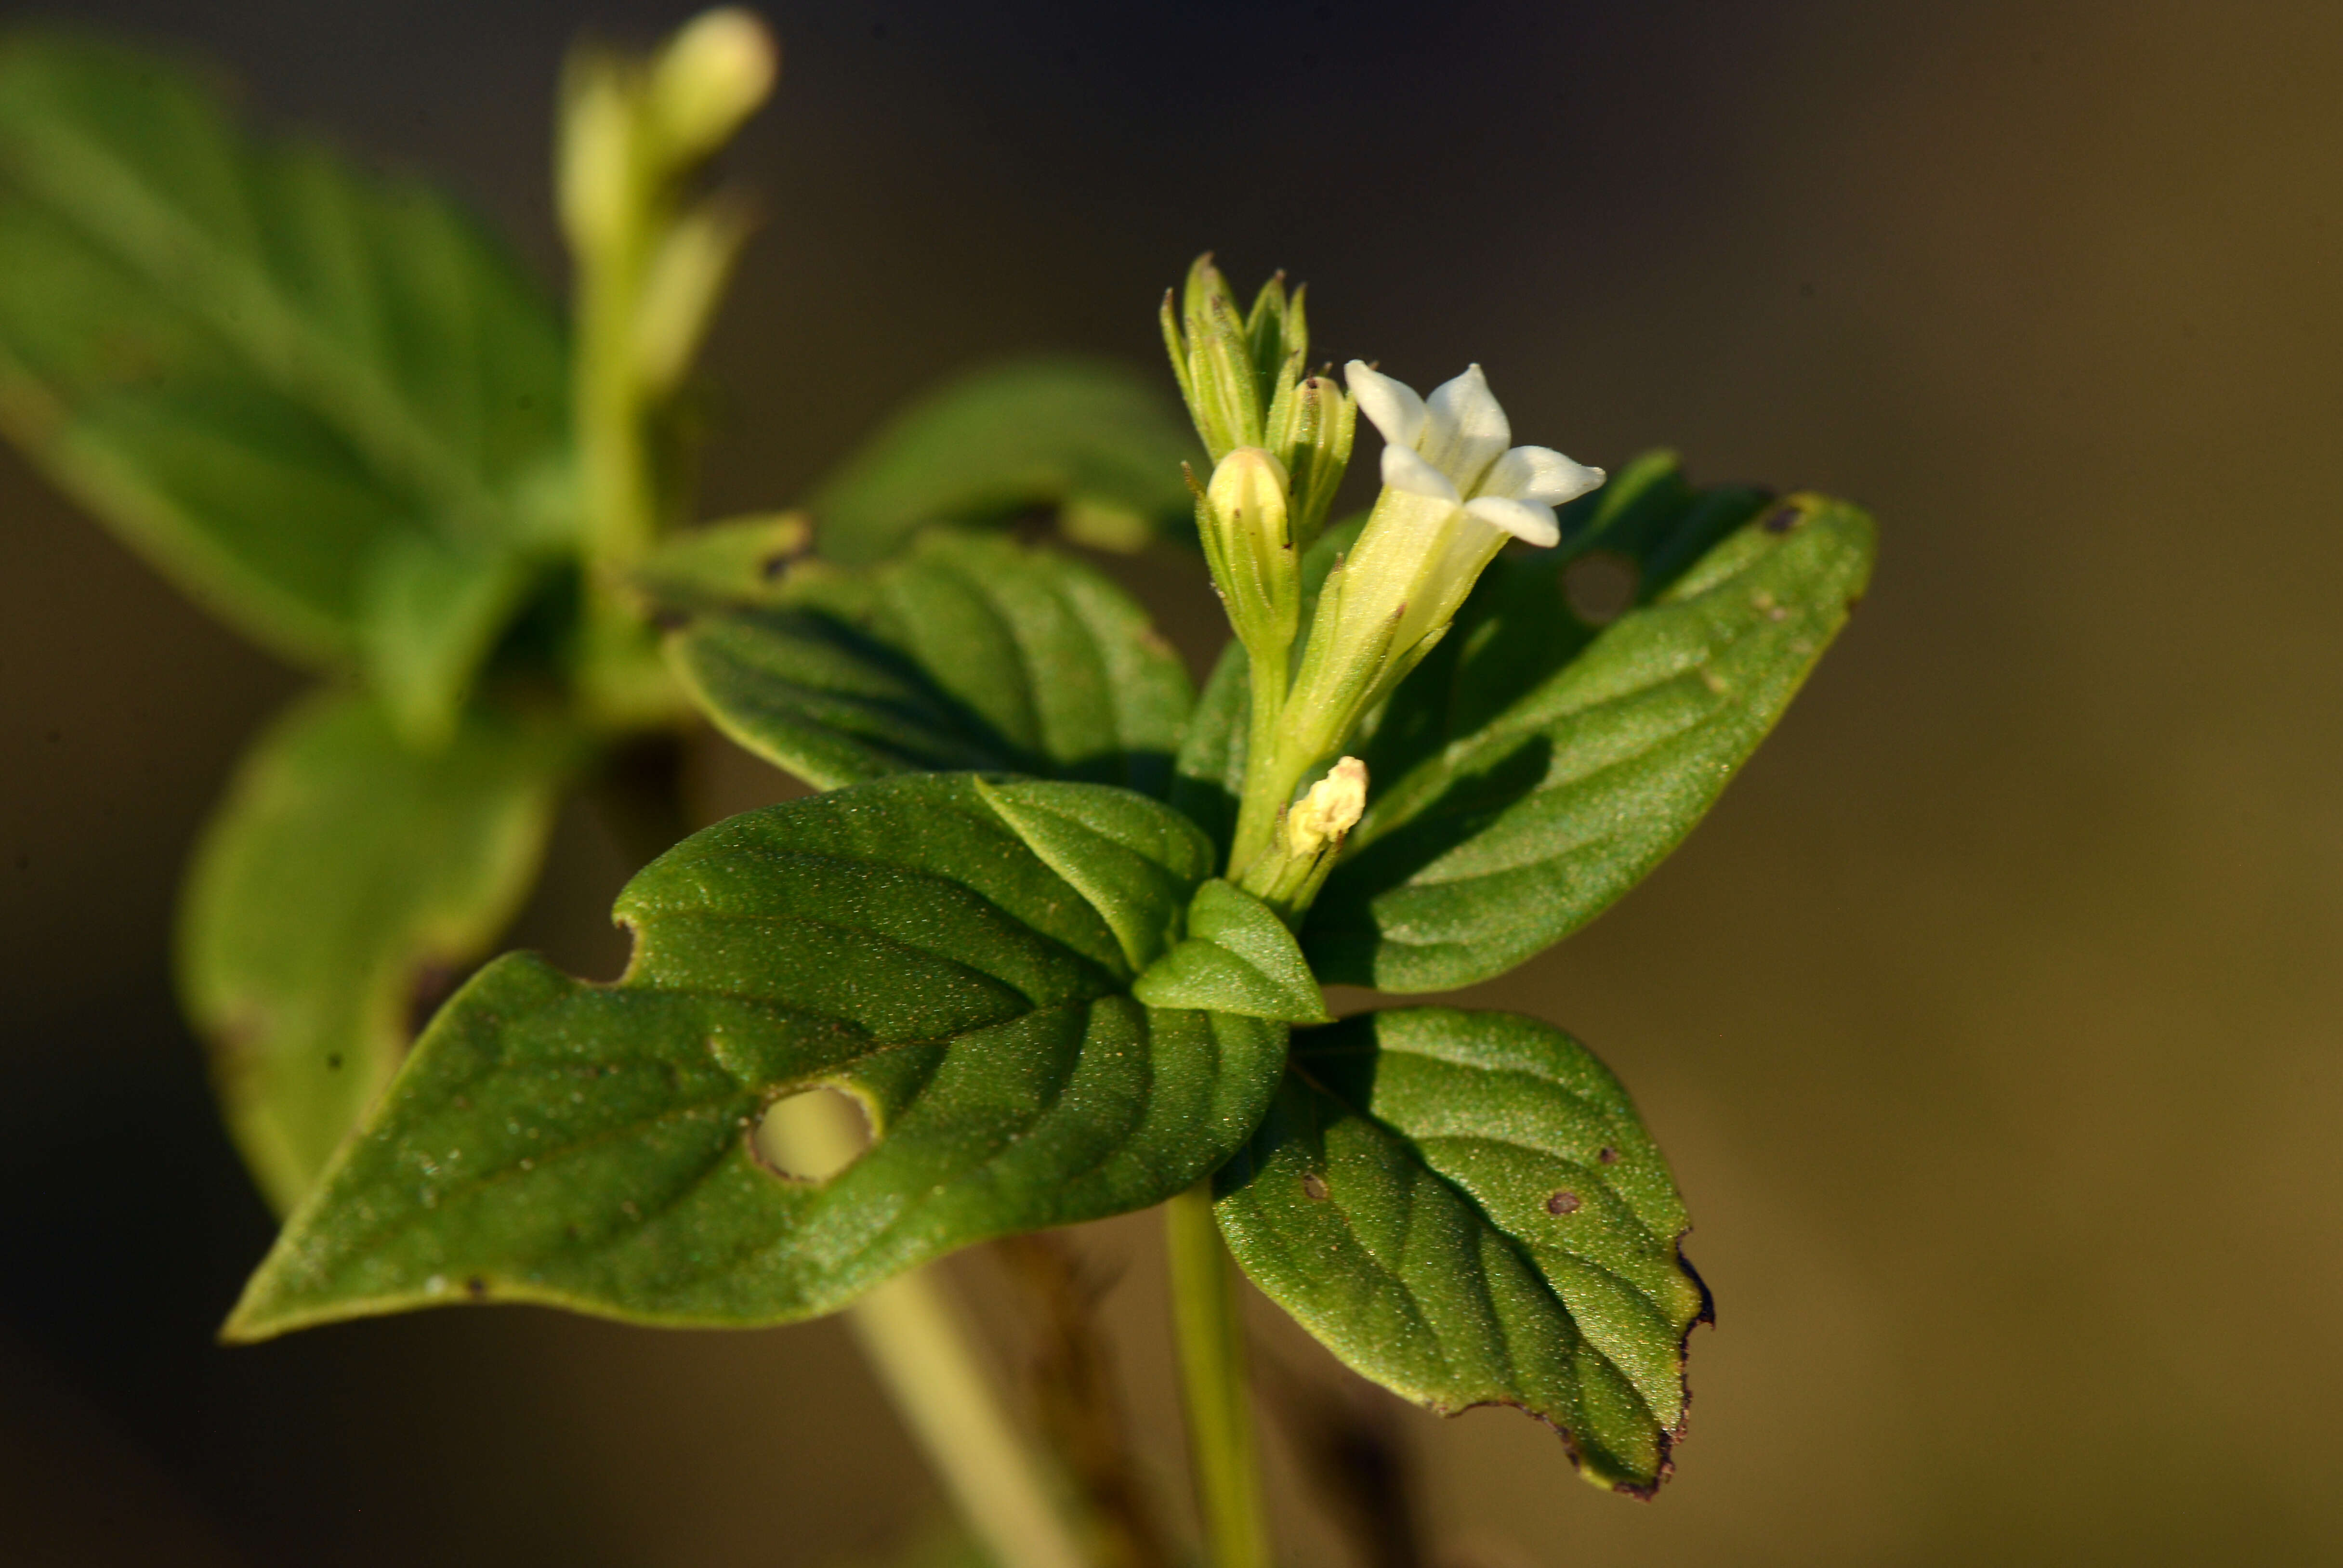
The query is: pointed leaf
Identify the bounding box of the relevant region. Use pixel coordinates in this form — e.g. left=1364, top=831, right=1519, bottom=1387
left=1133, top=880, right=1328, bottom=1023
left=1214, top=1007, right=1708, bottom=1496
left=0, top=31, right=570, bottom=725
left=669, top=529, right=1192, bottom=795
left=807, top=356, right=1198, bottom=565
left=976, top=777, right=1214, bottom=972
left=224, top=773, right=1287, bottom=1341
left=178, top=690, right=571, bottom=1213
left=1308, top=489, right=1876, bottom=991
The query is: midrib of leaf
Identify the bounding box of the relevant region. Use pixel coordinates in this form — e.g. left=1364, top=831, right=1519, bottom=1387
left=1285, top=1055, right=1668, bottom=1423
left=8, top=117, right=511, bottom=538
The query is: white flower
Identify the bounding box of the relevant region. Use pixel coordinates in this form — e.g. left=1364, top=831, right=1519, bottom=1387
left=1345, top=361, right=1603, bottom=549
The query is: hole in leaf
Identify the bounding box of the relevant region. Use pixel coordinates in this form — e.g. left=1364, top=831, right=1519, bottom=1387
left=753, top=1085, right=873, bottom=1183
left=1563, top=552, right=1638, bottom=625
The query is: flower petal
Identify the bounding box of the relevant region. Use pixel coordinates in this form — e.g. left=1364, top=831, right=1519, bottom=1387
left=1382, top=443, right=1463, bottom=505
left=1420, top=365, right=1511, bottom=493
left=1465, top=494, right=1560, bottom=548
left=1479, top=444, right=1605, bottom=507
left=1345, top=360, right=1426, bottom=450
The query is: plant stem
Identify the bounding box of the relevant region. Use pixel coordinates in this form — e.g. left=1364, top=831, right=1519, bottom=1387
left=847, top=1270, right=1093, bottom=1568
left=1229, top=645, right=1292, bottom=877
left=1165, top=1178, right=1270, bottom=1568
left=773, top=1089, right=1092, bottom=1568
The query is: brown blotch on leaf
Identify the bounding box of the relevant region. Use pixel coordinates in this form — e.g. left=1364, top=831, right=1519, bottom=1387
left=1761, top=503, right=1802, bottom=534
left=1598, top=1146, right=1619, bottom=1164
left=1546, top=1190, right=1581, bottom=1215
left=1301, top=1171, right=1331, bottom=1202
left=465, top=1276, right=489, bottom=1300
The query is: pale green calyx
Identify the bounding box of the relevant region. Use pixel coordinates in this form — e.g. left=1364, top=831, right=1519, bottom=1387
left=1196, top=447, right=1301, bottom=669
left=1299, top=360, right=1604, bottom=714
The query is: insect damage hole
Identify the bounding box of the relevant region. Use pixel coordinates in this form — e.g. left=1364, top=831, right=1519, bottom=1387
left=1563, top=552, right=1638, bottom=625
left=753, top=1085, right=873, bottom=1183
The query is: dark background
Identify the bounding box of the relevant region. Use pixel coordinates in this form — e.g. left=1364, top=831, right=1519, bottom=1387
left=7, top=1, right=2343, bottom=1563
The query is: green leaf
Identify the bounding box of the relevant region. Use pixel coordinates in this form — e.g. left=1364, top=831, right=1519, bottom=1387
left=1133, top=880, right=1329, bottom=1023
left=0, top=31, right=570, bottom=727
left=1214, top=1007, right=1709, bottom=1496
left=974, top=776, right=1213, bottom=971
left=178, top=690, right=571, bottom=1214
left=806, top=356, right=1198, bottom=565
left=668, top=529, right=1192, bottom=796
left=223, top=772, right=1288, bottom=1341
left=1307, top=487, right=1876, bottom=991
left=628, top=511, right=811, bottom=612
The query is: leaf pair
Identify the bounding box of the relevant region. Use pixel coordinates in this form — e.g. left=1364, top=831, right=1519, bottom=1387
left=224, top=774, right=1316, bottom=1339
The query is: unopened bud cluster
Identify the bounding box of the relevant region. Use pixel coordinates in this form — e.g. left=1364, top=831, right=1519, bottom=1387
left=560, top=8, right=776, bottom=410
left=1162, top=256, right=1356, bottom=555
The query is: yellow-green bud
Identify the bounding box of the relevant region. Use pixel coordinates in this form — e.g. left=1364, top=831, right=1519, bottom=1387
left=1197, top=446, right=1300, bottom=666
left=556, top=55, right=639, bottom=252
left=647, top=8, right=780, bottom=170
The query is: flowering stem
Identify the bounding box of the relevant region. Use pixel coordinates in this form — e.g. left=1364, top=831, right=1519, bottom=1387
left=1166, top=1178, right=1271, bottom=1568
left=1232, top=646, right=1294, bottom=876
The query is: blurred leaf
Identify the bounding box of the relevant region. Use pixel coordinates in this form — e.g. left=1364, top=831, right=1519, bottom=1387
left=1306, top=489, right=1877, bottom=991
left=1214, top=1007, right=1708, bottom=1497
left=224, top=773, right=1287, bottom=1341
left=1133, top=880, right=1329, bottom=1023
left=628, top=511, right=811, bottom=612
left=0, top=30, right=570, bottom=727
left=669, top=529, right=1192, bottom=796
left=179, top=690, right=571, bottom=1214
left=806, top=356, right=1198, bottom=565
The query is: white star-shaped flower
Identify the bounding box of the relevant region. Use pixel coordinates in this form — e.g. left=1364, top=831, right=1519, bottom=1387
left=1345, top=360, right=1604, bottom=549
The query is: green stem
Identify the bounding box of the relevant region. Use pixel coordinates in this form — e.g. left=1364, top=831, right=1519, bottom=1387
left=1229, top=649, right=1303, bottom=877
left=1166, top=1178, right=1270, bottom=1568
left=772, top=1090, right=1092, bottom=1568
left=847, top=1271, right=1093, bottom=1568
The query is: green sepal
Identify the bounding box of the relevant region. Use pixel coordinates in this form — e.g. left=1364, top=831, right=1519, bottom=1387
left=1132, top=880, right=1329, bottom=1024
left=0, top=30, right=572, bottom=711
left=805, top=356, right=1198, bottom=565
left=1309, top=485, right=1877, bottom=991
left=223, top=772, right=1289, bottom=1341
left=667, top=528, right=1191, bottom=796
left=178, top=690, right=573, bottom=1213
left=1214, top=1008, right=1709, bottom=1497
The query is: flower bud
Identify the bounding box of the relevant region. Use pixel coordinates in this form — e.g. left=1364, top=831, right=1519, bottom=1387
left=556, top=55, right=639, bottom=252
left=1196, top=447, right=1300, bottom=666
left=1238, top=756, right=1368, bottom=919
left=1270, top=373, right=1355, bottom=549
left=647, top=8, right=779, bottom=171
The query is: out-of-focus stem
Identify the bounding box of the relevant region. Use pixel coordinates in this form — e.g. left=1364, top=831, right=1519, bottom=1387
left=772, top=1091, right=1091, bottom=1568
left=1166, top=1178, right=1270, bottom=1568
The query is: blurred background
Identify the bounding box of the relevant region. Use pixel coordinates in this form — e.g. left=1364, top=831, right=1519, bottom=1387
left=7, top=0, right=2342, bottom=1563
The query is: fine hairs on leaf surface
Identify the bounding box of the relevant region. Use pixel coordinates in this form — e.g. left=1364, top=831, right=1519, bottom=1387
left=225, top=773, right=1289, bottom=1342
left=1214, top=1008, right=1709, bottom=1497
left=663, top=527, right=1193, bottom=797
